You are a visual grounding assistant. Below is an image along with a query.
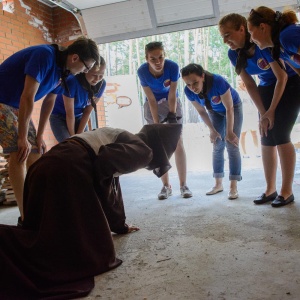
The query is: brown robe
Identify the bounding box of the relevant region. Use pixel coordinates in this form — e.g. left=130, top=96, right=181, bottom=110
left=0, top=130, right=153, bottom=299
left=0, top=124, right=182, bottom=299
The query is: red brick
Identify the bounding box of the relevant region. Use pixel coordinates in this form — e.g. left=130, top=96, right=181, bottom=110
left=0, top=0, right=108, bottom=150
left=0, top=48, right=13, bottom=57
left=0, top=26, right=12, bottom=34
left=6, top=44, right=20, bottom=53
left=0, top=36, right=11, bottom=45
left=12, top=40, right=25, bottom=49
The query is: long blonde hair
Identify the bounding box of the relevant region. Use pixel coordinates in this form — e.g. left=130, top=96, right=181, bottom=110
left=218, top=13, right=253, bottom=75
left=247, top=6, right=298, bottom=27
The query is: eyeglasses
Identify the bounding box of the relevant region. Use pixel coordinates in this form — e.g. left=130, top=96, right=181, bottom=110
left=79, top=56, right=94, bottom=72
left=249, top=9, right=264, bottom=19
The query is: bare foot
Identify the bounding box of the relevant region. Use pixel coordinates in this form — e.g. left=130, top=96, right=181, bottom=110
left=127, top=225, right=140, bottom=233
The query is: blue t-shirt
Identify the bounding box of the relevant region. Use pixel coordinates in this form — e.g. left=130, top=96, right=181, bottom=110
left=184, top=73, right=241, bottom=113
left=279, top=24, right=300, bottom=67
left=228, top=45, right=295, bottom=86
left=137, top=59, right=179, bottom=101
left=52, top=76, right=106, bottom=117
left=0, top=45, right=62, bottom=108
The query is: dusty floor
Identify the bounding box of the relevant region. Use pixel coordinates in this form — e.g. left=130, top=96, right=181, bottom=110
left=88, top=123, right=300, bottom=300
left=1, top=124, right=300, bottom=300
left=84, top=168, right=300, bottom=300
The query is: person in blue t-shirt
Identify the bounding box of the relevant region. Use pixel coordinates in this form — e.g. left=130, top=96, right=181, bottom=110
left=50, top=56, right=106, bottom=142
left=137, top=41, right=192, bottom=200
left=219, top=13, right=300, bottom=207
left=247, top=6, right=300, bottom=72
left=181, top=63, right=242, bottom=200
left=0, top=36, right=100, bottom=220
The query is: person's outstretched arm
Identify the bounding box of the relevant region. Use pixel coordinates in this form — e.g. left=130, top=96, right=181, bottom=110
left=17, top=75, right=40, bottom=162
left=93, top=131, right=152, bottom=234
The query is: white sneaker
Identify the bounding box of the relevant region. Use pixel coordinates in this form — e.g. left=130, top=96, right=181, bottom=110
left=158, top=186, right=172, bottom=200
left=206, top=186, right=223, bottom=195
left=180, top=185, right=193, bottom=198
left=228, top=190, right=239, bottom=200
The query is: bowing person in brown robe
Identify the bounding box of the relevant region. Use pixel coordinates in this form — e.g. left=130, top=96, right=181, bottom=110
left=0, top=123, right=182, bottom=300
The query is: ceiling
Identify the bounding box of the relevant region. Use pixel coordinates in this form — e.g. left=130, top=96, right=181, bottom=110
left=40, top=0, right=297, bottom=44
left=63, top=0, right=127, bottom=10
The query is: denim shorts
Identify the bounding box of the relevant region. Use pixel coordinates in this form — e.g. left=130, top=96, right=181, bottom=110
left=144, top=98, right=183, bottom=124
left=50, top=114, right=88, bottom=143
left=0, top=103, right=38, bottom=154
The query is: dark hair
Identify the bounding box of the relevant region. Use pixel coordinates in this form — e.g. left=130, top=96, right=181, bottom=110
left=180, top=63, right=204, bottom=77
left=91, top=55, right=106, bottom=70
left=247, top=6, right=298, bottom=63
left=67, top=36, right=100, bottom=64
left=99, top=55, right=106, bottom=66
left=181, top=63, right=214, bottom=110
left=145, top=41, right=164, bottom=56
left=219, top=13, right=253, bottom=75
left=76, top=55, right=106, bottom=111
left=51, top=38, right=99, bottom=97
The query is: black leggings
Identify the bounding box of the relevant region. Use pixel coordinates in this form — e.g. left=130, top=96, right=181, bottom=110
left=258, top=75, right=300, bottom=146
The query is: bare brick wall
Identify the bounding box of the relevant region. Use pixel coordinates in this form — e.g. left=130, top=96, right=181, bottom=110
left=0, top=0, right=106, bottom=150
left=52, top=6, right=82, bottom=45
left=96, top=103, right=106, bottom=128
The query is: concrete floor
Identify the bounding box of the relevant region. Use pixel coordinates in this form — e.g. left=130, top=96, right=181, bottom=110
left=1, top=123, right=300, bottom=300
left=85, top=167, right=300, bottom=300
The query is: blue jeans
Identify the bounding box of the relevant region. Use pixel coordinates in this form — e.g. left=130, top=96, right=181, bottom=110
left=50, top=114, right=87, bottom=143
left=208, top=102, right=243, bottom=181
